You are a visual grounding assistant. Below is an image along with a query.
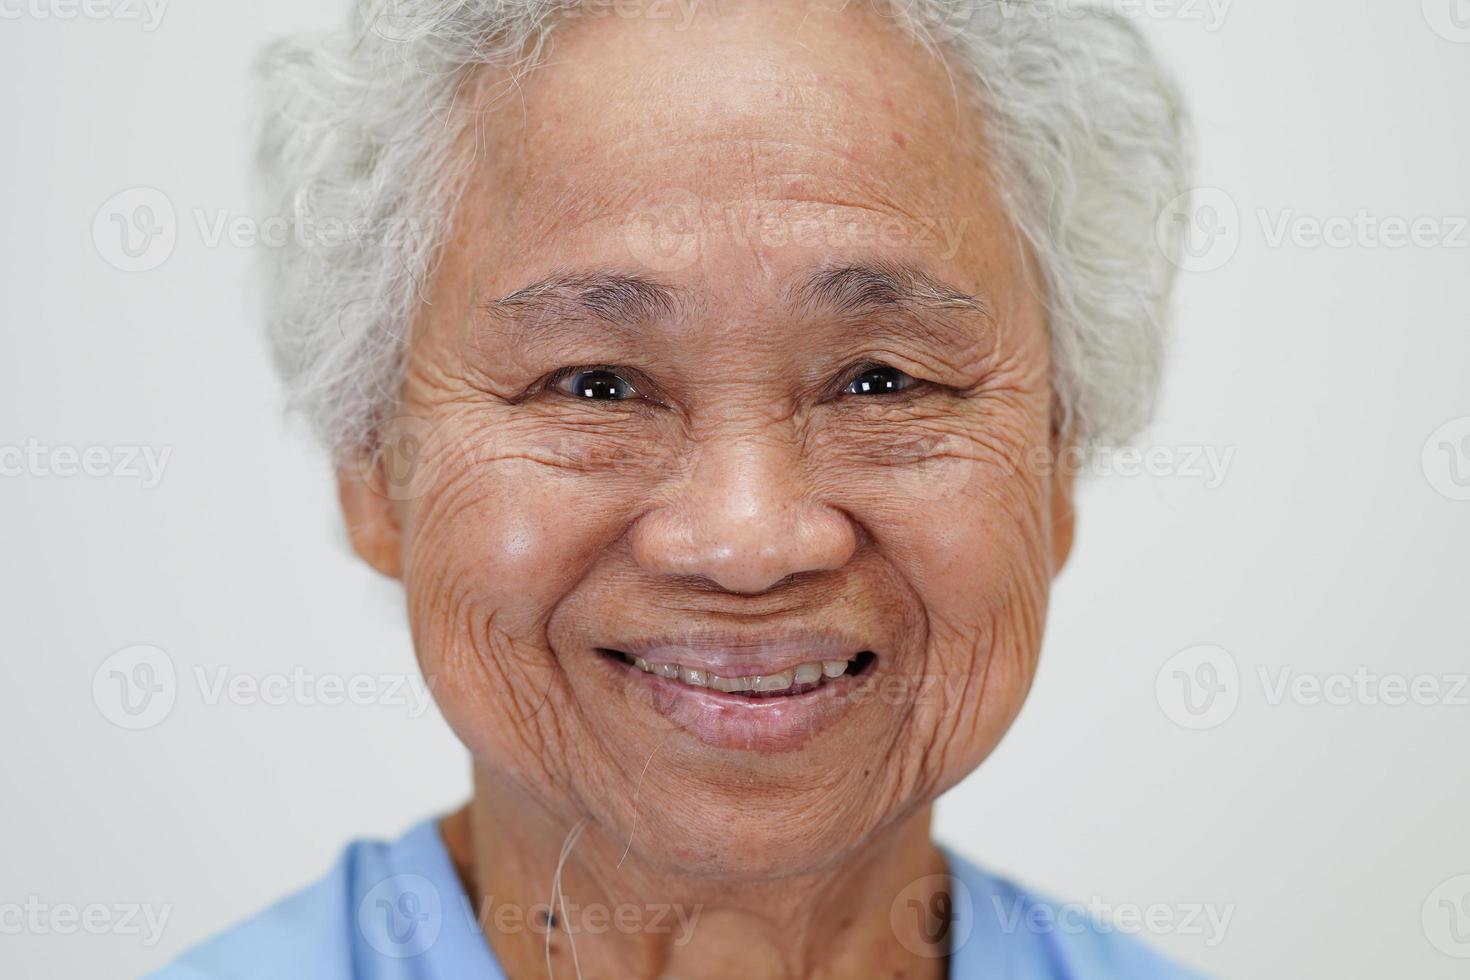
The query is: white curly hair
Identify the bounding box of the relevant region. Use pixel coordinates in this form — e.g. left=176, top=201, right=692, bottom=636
left=255, top=0, right=1190, bottom=459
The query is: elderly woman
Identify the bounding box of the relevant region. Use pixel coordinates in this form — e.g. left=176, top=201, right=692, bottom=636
left=154, top=0, right=1198, bottom=977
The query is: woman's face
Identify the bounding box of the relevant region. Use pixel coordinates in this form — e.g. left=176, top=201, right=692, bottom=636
left=343, top=2, right=1073, bottom=879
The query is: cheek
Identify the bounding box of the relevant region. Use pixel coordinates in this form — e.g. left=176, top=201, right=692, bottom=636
left=929, top=472, right=1054, bottom=776
left=404, top=469, right=579, bottom=628
left=399, top=412, right=676, bottom=620
left=393, top=424, right=660, bottom=770
left=815, top=393, right=1054, bottom=634
left=911, top=469, right=1051, bottom=621
left=824, top=409, right=1054, bottom=790
left=397, top=417, right=686, bottom=650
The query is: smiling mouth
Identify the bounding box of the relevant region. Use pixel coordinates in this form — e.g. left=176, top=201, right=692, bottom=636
left=598, top=649, right=876, bottom=698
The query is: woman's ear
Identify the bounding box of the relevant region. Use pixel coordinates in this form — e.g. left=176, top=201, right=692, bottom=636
left=337, top=452, right=404, bottom=579
left=1050, top=456, right=1077, bottom=576
left=1048, top=417, right=1078, bottom=576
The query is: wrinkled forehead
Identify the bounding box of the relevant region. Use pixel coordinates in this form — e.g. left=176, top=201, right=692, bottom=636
left=448, top=0, right=1021, bottom=307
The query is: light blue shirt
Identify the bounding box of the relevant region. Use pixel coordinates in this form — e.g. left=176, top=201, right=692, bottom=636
left=147, top=818, right=1210, bottom=979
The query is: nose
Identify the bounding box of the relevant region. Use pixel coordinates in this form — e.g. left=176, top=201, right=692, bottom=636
left=630, top=435, right=858, bottom=595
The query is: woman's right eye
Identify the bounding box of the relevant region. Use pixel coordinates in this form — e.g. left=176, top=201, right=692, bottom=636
left=555, top=369, right=639, bottom=401
left=844, top=364, right=916, bottom=397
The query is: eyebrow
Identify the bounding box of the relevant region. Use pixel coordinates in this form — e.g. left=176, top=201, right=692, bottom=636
left=482, top=262, right=990, bottom=340
left=789, top=261, right=989, bottom=323
left=486, top=270, right=683, bottom=332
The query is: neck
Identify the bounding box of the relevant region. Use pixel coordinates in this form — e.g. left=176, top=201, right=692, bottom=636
left=440, top=768, right=952, bottom=979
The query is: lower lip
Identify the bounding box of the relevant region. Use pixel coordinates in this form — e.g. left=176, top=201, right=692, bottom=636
left=595, top=653, right=875, bottom=753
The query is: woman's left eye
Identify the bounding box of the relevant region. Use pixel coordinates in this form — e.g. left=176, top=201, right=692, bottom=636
left=557, top=369, right=638, bottom=401
left=845, top=365, right=915, bottom=396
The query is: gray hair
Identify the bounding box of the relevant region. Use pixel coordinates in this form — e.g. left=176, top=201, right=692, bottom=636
left=255, top=0, right=1190, bottom=458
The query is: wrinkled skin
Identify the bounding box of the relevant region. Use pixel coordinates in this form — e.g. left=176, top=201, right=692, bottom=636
left=339, top=1, right=1074, bottom=976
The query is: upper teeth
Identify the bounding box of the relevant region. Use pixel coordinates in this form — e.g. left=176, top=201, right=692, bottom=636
left=628, top=655, right=853, bottom=694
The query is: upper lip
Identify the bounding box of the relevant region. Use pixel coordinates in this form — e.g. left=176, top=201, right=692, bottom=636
left=610, top=628, right=872, bottom=676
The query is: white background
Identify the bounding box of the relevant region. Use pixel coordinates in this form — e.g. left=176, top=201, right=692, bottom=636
left=2, top=1, right=1468, bottom=977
